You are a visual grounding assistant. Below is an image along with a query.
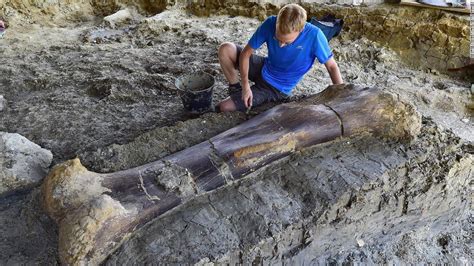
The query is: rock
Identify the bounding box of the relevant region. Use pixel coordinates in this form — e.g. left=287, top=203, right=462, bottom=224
left=356, top=238, right=365, bottom=247
left=375, top=64, right=384, bottom=72
left=421, top=94, right=432, bottom=105
left=433, top=81, right=447, bottom=90
left=386, top=75, right=399, bottom=84
left=429, top=68, right=440, bottom=75
left=0, top=132, right=53, bottom=195
left=0, top=95, right=5, bottom=111
left=138, top=10, right=182, bottom=36
left=103, top=8, right=136, bottom=28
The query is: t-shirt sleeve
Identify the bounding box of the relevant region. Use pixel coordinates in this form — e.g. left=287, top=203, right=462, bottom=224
left=313, top=29, right=333, bottom=64
left=247, top=17, right=273, bottom=49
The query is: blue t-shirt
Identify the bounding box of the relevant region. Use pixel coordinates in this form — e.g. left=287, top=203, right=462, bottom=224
left=248, top=16, right=333, bottom=95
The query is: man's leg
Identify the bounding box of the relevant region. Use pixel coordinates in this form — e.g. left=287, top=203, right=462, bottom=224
left=218, top=42, right=239, bottom=86
left=218, top=97, right=238, bottom=112
left=216, top=42, right=240, bottom=112
left=217, top=42, right=267, bottom=112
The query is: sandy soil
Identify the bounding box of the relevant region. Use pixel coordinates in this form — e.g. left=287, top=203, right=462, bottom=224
left=0, top=4, right=472, bottom=265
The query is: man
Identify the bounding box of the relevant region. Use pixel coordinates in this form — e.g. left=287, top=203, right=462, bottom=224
left=217, top=3, right=343, bottom=112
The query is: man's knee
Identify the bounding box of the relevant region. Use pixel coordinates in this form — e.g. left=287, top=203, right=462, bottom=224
left=218, top=42, right=237, bottom=60
left=218, top=98, right=237, bottom=112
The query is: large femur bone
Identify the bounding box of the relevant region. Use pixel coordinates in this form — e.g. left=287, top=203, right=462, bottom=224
left=41, top=84, right=421, bottom=265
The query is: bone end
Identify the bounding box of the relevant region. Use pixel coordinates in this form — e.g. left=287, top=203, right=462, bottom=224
left=41, top=158, right=109, bottom=222
left=376, top=93, right=422, bottom=142
left=41, top=158, right=134, bottom=264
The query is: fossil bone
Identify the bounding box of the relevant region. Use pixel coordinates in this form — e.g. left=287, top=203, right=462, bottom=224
left=41, top=84, right=421, bottom=265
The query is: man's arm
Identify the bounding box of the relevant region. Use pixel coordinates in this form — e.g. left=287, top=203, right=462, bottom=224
left=239, top=44, right=254, bottom=108
left=324, top=57, right=343, bottom=85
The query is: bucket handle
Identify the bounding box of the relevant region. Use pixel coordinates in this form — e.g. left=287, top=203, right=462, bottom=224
left=156, top=73, right=184, bottom=96
left=157, top=71, right=215, bottom=96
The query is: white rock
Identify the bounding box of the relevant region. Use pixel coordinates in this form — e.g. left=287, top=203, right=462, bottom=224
left=0, top=132, right=53, bottom=195
left=0, top=95, right=5, bottom=111
left=461, top=118, right=469, bottom=123
left=104, top=8, right=135, bottom=28
left=140, top=10, right=178, bottom=36
left=356, top=238, right=365, bottom=247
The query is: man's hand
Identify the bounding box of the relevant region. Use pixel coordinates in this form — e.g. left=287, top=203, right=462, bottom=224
left=242, top=83, right=253, bottom=108
left=239, top=45, right=254, bottom=109
left=0, top=20, right=4, bottom=28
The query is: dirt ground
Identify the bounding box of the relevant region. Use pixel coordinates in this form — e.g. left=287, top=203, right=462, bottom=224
left=0, top=2, right=472, bottom=264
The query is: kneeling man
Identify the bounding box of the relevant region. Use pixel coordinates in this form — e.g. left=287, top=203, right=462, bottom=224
left=217, top=3, right=343, bottom=112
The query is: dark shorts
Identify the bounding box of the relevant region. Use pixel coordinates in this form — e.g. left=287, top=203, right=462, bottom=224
left=230, top=45, right=289, bottom=111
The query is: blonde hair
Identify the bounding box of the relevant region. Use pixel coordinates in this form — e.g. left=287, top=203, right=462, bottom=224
left=276, top=4, right=307, bottom=34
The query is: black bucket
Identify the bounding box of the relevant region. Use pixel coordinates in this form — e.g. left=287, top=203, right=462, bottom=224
left=175, top=72, right=215, bottom=114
